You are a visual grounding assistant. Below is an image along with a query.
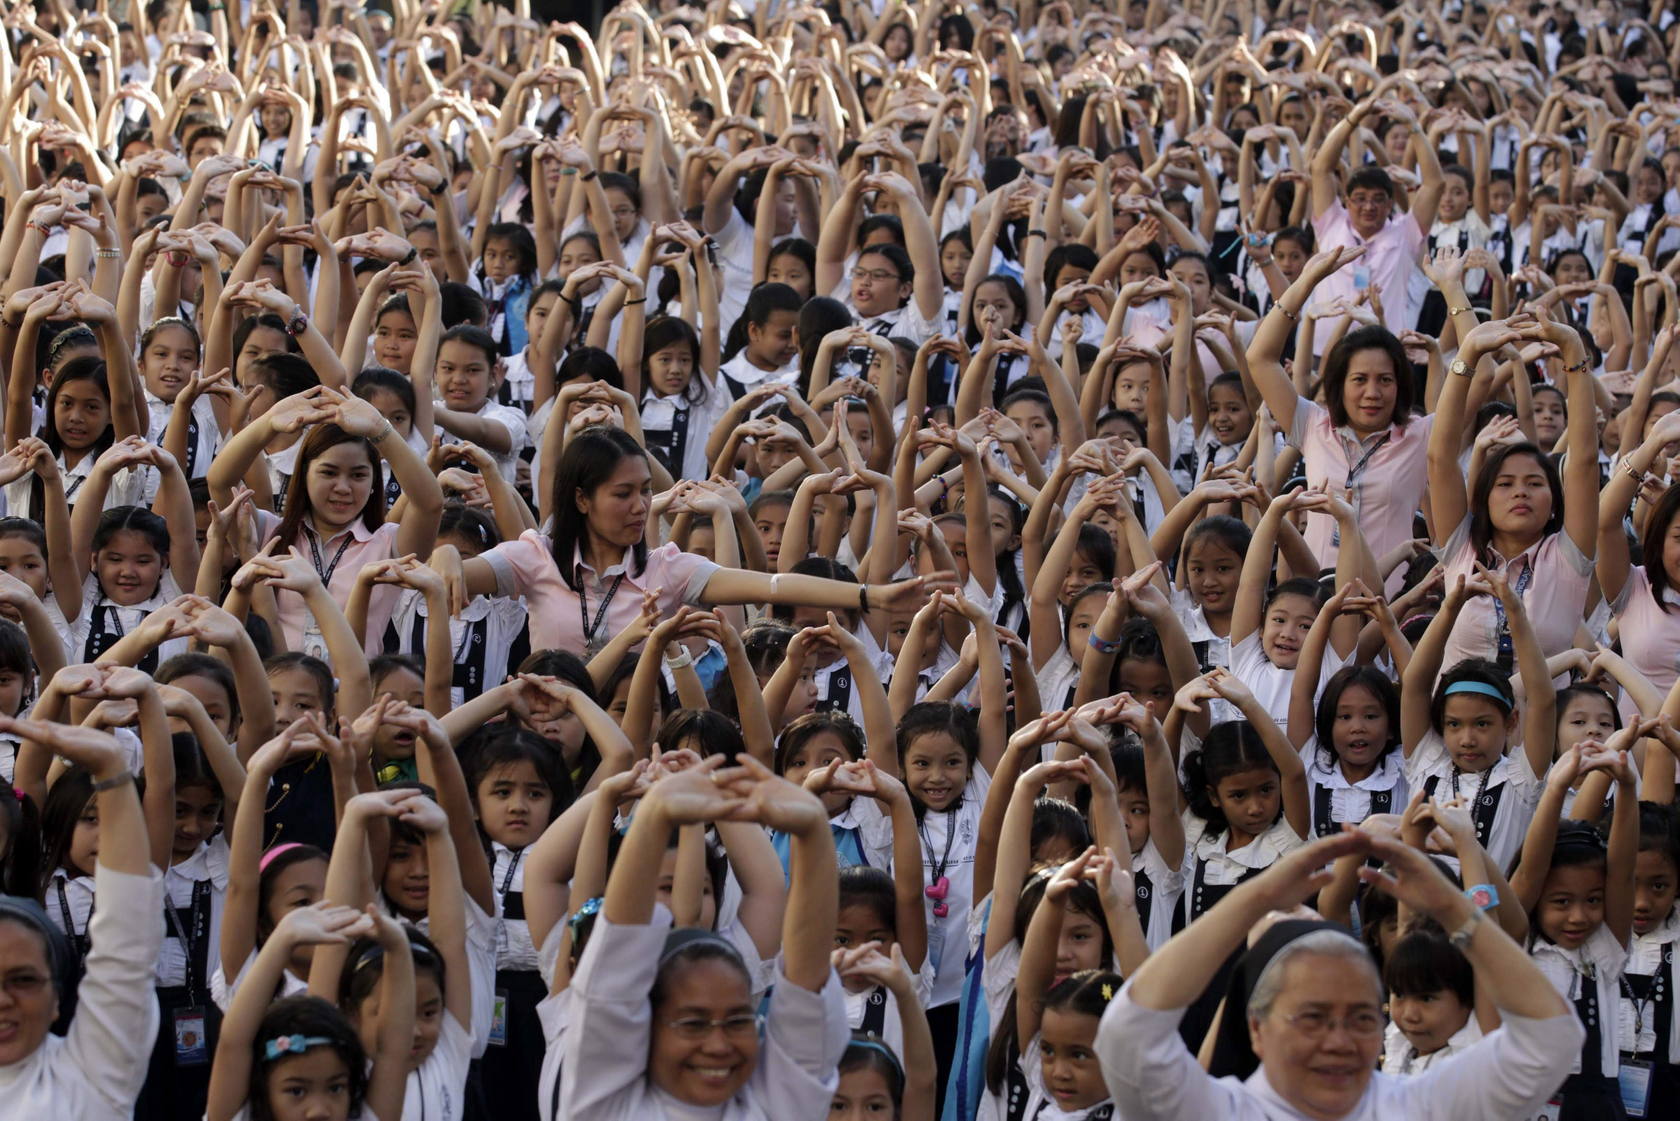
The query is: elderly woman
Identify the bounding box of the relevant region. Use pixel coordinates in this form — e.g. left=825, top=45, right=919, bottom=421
left=1097, top=830, right=1583, bottom=1121
left=0, top=719, right=164, bottom=1119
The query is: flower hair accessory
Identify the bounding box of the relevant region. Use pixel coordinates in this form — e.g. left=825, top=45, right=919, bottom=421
left=568, top=896, right=603, bottom=934
left=263, top=1034, right=332, bottom=1061
left=1101, top=983, right=1114, bottom=1001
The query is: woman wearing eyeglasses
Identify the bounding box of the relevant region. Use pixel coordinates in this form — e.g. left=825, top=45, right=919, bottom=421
left=0, top=718, right=164, bottom=1121
left=558, top=755, right=848, bottom=1121
left=1097, top=830, right=1583, bottom=1121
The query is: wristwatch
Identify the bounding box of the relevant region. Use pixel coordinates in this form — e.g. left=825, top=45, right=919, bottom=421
left=1449, top=357, right=1471, bottom=378
left=285, top=310, right=309, bottom=337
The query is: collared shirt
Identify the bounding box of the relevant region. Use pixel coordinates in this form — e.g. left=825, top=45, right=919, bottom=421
left=156, top=835, right=229, bottom=990
left=0, top=865, right=164, bottom=1121
left=1402, top=732, right=1542, bottom=873
left=1608, top=565, right=1680, bottom=704
left=1438, top=518, right=1595, bottom=669
left=1311, top=199, right=1427, bottom=333
left=1182, top=815, right=1303, bottom=899
left=386, top=587, right=528, bottom=709
left=1531, top=923, right=1628, bottom=1078
left=1622, top=907, right=1680, bottom=1060
left=1135, top=836, right=1185, bottom=950
left=640, top=375, right=734, bottom=482
left=142, top=388, right=221, bottom=483
left=1304, top=747, right=1409, bottom=838
left=1288, top=396, right=1434, bottom=590
left=481, top=532, right=718, bottom=655
left=254, top=510, right=403, bottom=656
left=1097, top=985, right=1584, bottom=1121
left=1381, top=1012, right=1482, bottom=1075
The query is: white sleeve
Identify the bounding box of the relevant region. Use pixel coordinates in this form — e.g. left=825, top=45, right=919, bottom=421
left=1095, top=987, right=1246, bottom=1121
left=1399, top=1013, right=1585, bottom=1121
left=60, top=864, right=165, bottom=1111
left=559, top=918, right=666, bottom=1119
left=753, top=967, right=850, bottom=1121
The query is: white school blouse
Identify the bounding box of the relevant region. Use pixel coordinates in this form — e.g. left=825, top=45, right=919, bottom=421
left=1097, top=983, right=1585, bottom=1121
left=1381, top=1016, right=1483, bottom=1075
left=156, top=834, right=229, bottom=989
left=1530, top=923, right=1629, bottom=1079
left=1303, top=745, right=1409, bottom=838
left=0, top=864, right=164, bottom=1121
left=921, top=765, right=991, bottom=1008
left=1621, top=907, right=1680, bottom=1060
left=1401, top=732, right=1543, bottom=874
left=559, top=917, right=849, bottom=1121
left=398, top=1011, right=473, bottom=1121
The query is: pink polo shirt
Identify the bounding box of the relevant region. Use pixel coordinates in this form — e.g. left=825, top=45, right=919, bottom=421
left=1287, top=397, right=1433, bottom=588
left=480, top=530, right=719, bottom=655
left=1438, top=517, right=1594, bottom=670
left=1311, top=201, right=1427, bottom=334
left=1610, top=566, right=1680, bottom=705
left=255, top=510, right=402, bottom=656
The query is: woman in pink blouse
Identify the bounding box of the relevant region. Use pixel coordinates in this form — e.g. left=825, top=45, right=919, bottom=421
left=1597, top=410, right=1680, bottom=704
left=427, top=426, right=951, bottom=655
left=1248, top=247, right=1434, bottom=586
left=1426, top=313, right=1599, bottom=671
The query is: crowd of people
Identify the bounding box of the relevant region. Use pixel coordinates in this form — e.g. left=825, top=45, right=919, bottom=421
left=1, top=0, right=1680, bottom=1119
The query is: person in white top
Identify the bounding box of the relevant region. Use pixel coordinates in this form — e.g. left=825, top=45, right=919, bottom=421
left=0, top=718, right=164, bottom=1121
left=204, top=901, right=414, bottom=1121
left=1097, top=830, right=1585, bottom=1121
left=560, top=755, right=849, bottom=1121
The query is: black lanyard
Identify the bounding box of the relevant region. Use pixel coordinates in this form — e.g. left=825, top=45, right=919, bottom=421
left=303, top=524, right=354, bottom=587
left=578, top=571, right=626, bottom=653
left=163, top=878, right=213, bottom=1002
left=919, top=808, right=958, bottom=886
left=55, top=877, right=91, bottom=957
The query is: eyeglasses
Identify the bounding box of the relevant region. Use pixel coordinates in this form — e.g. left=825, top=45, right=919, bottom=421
left=1277, top=1008, right=1385, bottom=1039
left=664, top=1013, right=762, bottom=1040
left=0, top=970, right=50, bottom=997
left=1348, top=195, right=1391, bottom=210
left=852, top=268, right=902, bottom=284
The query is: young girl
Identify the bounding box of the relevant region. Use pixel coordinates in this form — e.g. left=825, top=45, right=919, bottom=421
left=476, top=221, right=538, bottom=358
left=468, top=728, right=574, bottom=1121
left=205, top=904, right=413, bottom=1121
left=1380, top=928, right=1482, bottom=1074
left=352, top=367, right=433, bottom=510
left=1622, top=801, right=1680, bottom=1114
left=1293, top=664, right=1408, bottom=837
left=431, top=325, right=529, bottom=484
left=65, top=438, right=199, bottom=670
left=1175, top=516, right=1250, bottom=673
left=1401, top=573, right=1554, bottom=872
left=6, top=357, right=144, bottom=520
left=639, top=316, right=733, bottom=482
left=830, top=859, right=931, bottom=1061
left=138, top=317, right=221, bottom=482
left=773, top=712, right=898, bottom=871
left=1554, top=684, right=1623, bottom=815
left=1512, top=743, right=1639, bottom=1120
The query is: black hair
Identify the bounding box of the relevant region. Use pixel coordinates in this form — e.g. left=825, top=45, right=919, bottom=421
left=156, top=652, right=240, bottom=725
left=248, top=996, right=370, bottom=1121
left=39, top=768, right=96, bottom=891
left=641, top=316, right=706, bottom=405
left=1264, top=575, right=1324, bottom=614
left=1346, top=166, right=1395, bottom=199
left=1429, top=657, right=1514, bottom=733
left=439, top=323, right=500, bottom=370
left=1181, top=721, right=1280, bottom=834
left=840, top=1031, right=907, bottom=1107
left=1468, top=442, right=1565, bottom=559
left=232, top=313, right=294, bottom=370
left=256, top=844, right=329, bottom=945
left=251, top=353, right=320, bottom=400
left=773, top=709, right=866, bottom=775
left=91, top=506, right=171, bottom=594
left=895, top=702, right=980, bottom=813
left=963, top=273, right=1029, bottom=347
left=1043, top=243, right=1099, bottom=300
left=1320, top=325, right=1415, bottom=429
left=0, top=783, right=41, bottom=896
left=1383, top=927, right=1474, bottom=1006
left=480, top=221, right=538, bottom=281
left=656, top=709, right=748, bottom=765
left=723, top=282, right=804, bottom=364
left=548, top=426, right=649, bottom=592
left=1637, top=801, right=1680, bottom=872
left=649, top=935, right=751, bottom=1007
left=352, top=366, right=418, bottom=417
left=438, top=281, right=488, bottom=329
left=767, top=236, right=816, bottom=279
left=837, top=865, right=896, bottom=939
left=265, top=652, right=337, bottom=716
left=341, top=923, right=444, bottom=1012
left=1314, top=666, right=1401, bottom=774
left=556, top=346, right=623, bottom=392
left=1641, top=483, right=1680, bottom=612
left=42, top=356, right=115, bottom=461
left=273, top=424, right=385, bottom=550
left=1072, top=522, right=1117, bottom=588
left=1031, top=796, right=1093, bottom=856
left=464, top=726, right=575, bottom=831
left=797, top=297, right=854, bottom=395
left=1185, top=515, right=1252, bottom=562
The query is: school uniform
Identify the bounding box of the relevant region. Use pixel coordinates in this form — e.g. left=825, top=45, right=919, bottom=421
left=400, top=1011, right=474, bottom=1121
left=559, top=916, right=849, bottom=1121
left=1303, top=745, right=1409, bottom=838
left=46, top=869, right=96, bottom=962
left=142, top=388, right=221, bottom=483
left=58, top=569, right=189, bottom=672
left=478, top=842, right=544, bottom=1121
left=135, top=836, right=229, bottom=1121
left=842, top=962, right=935, bottom=1064
left=771, top=794, right=893, bottom=876
left=852, top=295, right=942, bottom=349
left=1132, top=836, right=1185, bottom=951
left=810, top=628, right=895, bottom=727
left=1412, top=213, right=1492, bottom=333
left=0, top=863, right=164, bottom=1121
left=717, top=349, right=798, bottom=400
left=2, top=451, right=146, bottom=521
left=478, top=273, right=534, bottom=357
left=1402, top=731, right=1543, bottom=874
left=501, top=348, right=538, bottom=413
left=1227, top=633, right=1342, bottom=723
left=385, top=587, right=529, bottom=708
left=440, top=397, right=529, bottom=487
left=922, top=767, right=992, bottom=1011
left=990, top=1033, right=1116, bottom=1121
left=640, top=375, right=734, bottom=482
left=1173, top=591, right=1232, bottom=677
left=1035, top=646, right=1080, bottom=713
left=1381, top=1015, right=1482, bottom=1075
left=1531, top=924, right=1631, bottom=1120
left=1620, top=907, right=1680, bottom=1117
left=1176, top=815, right=1303, bottom=933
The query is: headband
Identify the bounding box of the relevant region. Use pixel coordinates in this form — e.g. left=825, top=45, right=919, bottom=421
left=259, top=842, right=307, bottom=875
left=1442, top=680, right=1511, bottom=706
left=847, top=1034, right=906, bottom=1080
left=660, top=927, right=743, bottom=966
left=263, top=1034, right=334, bottom=1062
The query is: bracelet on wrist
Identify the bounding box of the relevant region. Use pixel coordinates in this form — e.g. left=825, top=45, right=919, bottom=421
left=1275, top=303, right=1300, bottom=322
left=1464, top=883, right=1499, bottom=912
left=92, top=770, right=135, bottom=793
left=625, top=296, right=647, bottom=305
left=1088, top=632, right=1122, bottom=655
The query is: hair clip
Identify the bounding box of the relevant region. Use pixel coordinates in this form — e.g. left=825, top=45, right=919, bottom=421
left=263, top=1034, right=332, bottom=1061
left=1101, top=982, right=1114, bottom=1001
left=568, top=896, right=603, bottom=934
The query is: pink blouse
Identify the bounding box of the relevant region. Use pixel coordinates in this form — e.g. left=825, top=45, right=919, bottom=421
left=1610, top=565, right=1680, bottom=702
left=1438, top=517, right=1594, bottom=670
left=255, top=510, right=401, bottom=656
left=480, top=530, right=719, bottom=655
left=1287, top=397, right=1434, bottom=589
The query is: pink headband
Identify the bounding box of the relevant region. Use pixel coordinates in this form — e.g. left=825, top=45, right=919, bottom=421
left=259, top=842, right=306, bottom=875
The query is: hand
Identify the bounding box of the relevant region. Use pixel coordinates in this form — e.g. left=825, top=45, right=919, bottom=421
left=274, top=901, right=375, bottom=947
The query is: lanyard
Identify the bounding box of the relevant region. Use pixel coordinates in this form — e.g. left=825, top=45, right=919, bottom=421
left=1621, top=974, right=1655, bottom=1044
left=163, top=878, right=212, bottom=1001
left=499, top=848, right=524, bottom=895
left=303, top=524, right=354, bottom=587
left=919, top=809, right=958, bottom=885
left=1449, top=764, right=1492, bottom=805
left=1492, top=558, right=1535, bottom=668
left=1331, top=431, right=1390, bottom=547
left=578, top=571, right=626, bottom=654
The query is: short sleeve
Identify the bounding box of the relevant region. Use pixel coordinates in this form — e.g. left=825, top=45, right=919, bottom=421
left=646, top=542, right=720, bottom=606
left=1611, top=564, right=1650, bottom=616
left=1286, top=395, right=1323, bottom=452
left=482, top=529, right=563, bottom=600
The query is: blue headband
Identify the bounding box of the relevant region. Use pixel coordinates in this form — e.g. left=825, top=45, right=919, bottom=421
left=847, top=1035, right=906, bottom=1079
left=1442, top=680, right=1510, bottom=706
left=263, top=1034, right=334, bottom=1061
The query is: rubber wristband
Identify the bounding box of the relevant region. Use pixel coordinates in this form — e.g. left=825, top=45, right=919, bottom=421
left=625, top=296, right=647, bottom=305
left=1464, top=883, right=1499, bottom=912
left=1088, top=632, right=1122, bottom=654
left=581, top=170, right=599, bottom=182
left=92, top=771, right=135, bottom=793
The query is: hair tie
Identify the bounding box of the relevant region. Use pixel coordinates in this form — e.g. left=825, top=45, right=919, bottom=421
left=10, top=787, right=22, bottom=801
left=1442, top=680, right=1511, bottom=706
left=258, top=842, right=306, bottom=874
left=262, top=1034, right=333, bottom=1061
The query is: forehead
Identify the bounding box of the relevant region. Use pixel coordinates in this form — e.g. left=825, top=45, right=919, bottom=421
left=1274, top=953, right=1382, bottom=1009
left=659, top=955, right=752, bottom=1009
left=0, top=916, right=52, bottom=972
left=313, top=441, right=374, bottom=470
left=439, top=339, right=490, bottom=367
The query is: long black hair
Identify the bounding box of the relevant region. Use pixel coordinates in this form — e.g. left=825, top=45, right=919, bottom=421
left=548, top=426, right=649, bottom=591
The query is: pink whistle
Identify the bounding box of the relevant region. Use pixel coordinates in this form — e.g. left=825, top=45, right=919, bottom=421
left=932, top=902, right=950, bottom=918
left=925, top=876, right=950, bottom=901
